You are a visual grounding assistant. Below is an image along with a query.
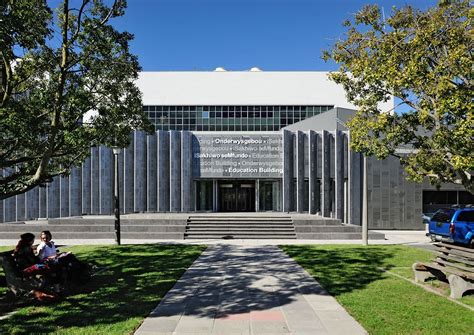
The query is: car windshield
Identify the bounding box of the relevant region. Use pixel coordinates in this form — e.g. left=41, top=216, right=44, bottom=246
left=431, top=209, right=455, bottom=223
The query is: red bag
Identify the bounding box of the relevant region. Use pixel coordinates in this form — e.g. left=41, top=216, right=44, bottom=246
left=22, top=263, right=51, bottom=277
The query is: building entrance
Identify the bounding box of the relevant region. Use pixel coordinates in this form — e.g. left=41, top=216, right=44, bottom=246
left=219, top=180, right=255, bottom=212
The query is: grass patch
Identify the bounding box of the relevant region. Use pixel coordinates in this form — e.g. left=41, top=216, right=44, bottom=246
left=0, top=244, right=205, bottom=335
left=281, top=245, right=474, bottom=335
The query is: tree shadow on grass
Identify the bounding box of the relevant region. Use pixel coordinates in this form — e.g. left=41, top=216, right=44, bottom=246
left=0, top=244, right=205, bottom=335
left=280, top=245, right=398, bottom=296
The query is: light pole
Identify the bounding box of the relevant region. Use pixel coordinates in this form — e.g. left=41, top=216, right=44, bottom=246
left=112, top=147, right=121, bottom=245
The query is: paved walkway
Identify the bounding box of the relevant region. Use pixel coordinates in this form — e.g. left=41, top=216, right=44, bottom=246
left=134, top=245, right=366, bottom=335
left=0, top=229, right=430, bottom=247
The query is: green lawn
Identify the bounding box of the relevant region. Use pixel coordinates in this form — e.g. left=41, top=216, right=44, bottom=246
left=281, top=245, right=474, bottom=335
left=0, top=244, right=205, bottom=335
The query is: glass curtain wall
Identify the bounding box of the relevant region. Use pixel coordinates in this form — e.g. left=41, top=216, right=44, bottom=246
left=259, top=180, right=281, bottom=212
left=195, top=180, right=213, bottom=211
left=144, top=105, right=333, bottom=131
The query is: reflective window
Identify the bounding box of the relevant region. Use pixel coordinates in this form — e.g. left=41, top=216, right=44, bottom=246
left=143, top=105, right=334, bottom=131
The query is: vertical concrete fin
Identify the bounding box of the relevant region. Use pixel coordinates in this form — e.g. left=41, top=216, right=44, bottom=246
left=16, top=193, right=26, bottom=221
left=60, top=175, right=69, bottom=217
left=308, top=131, right=318, bottom=215
left=123, top=133, right=135, bottom=213
left=158, top=131, right=170, bottom=212
left=90, top=146, right=100, bottom=214
left=81, top=156, right=91, bottom=215
left=99, top=146, right=113, bottom=215
left=169, top=131, right=181, bottom=212
left=181, top=131, right=193, bottom=212
left=48, top=176, right=60, bottom=218
left=282, top=129, right=293, bottom=212
left=321, top=130, right=330, bottom=217
left=147, top=132, right=158, bottom=212
left=133, top=131, right=147, bottom=213
left=26, top=187, right=39, bottom=220
left=296, top=131, right=305, bottom=213
left=69, top=166, right=82, bottom=216
left=335, top=130, right=344, bottom=220
left=118, top=149, right=124, bottom=214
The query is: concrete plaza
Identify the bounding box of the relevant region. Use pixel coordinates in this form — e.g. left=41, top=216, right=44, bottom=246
left=135, top=244, right=367, bottom=335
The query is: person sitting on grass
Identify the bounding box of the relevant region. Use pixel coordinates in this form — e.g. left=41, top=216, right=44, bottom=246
left=13, top=232, right=53, bottom=279
left=36, top=230, right=58, bottom=261
left=36, top=230, right=91, bottom=285
left=13, top=232, right=39, bottom=271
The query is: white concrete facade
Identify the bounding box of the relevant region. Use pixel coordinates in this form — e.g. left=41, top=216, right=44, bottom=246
left=137, top=71, right=394, bottom=112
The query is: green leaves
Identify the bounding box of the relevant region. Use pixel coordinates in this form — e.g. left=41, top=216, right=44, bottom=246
left=325, top=0, right=474, bottom=193
left=0, top=0, right=151, bottom=199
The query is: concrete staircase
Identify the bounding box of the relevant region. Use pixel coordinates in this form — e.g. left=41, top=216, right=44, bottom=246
left=184, top=215, right=296, bottom=239
left=293, top=217, right=385, bottom=240
left=183, top=215, right=385, bottom=240
left=0, top=214, right=385, bottom=241
left=0, top=216, right=186, bottom=240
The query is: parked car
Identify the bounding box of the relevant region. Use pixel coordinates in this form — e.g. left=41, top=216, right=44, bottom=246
left=422, top=213, right=432, bottom=225
left=427, top=207, right=474, bottom=247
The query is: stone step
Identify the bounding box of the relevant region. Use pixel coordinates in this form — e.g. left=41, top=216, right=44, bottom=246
left=185, top=230, right=296, bottom=236
left=186, top=228, right=295, bottom=232
left=184, top=234, right=297, bottom=239
left=44, top=219, right=187, bottom=225
left=296, top=232, right=385, bottom=240
left=0, top=224, right=185, bottom=233
left=188, top=217, right=292, bottom=222
left=186, top=223, right=294, bottom=227
left=187, top=221, right=293, bottom=226
left=0, top=232, right=184, bottom=240
left=295, top=225, right=363, bottom=233
left=292, top=219, right=342, bottom=226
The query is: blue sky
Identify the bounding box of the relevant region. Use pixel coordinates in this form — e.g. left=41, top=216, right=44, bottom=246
left=113, top=0, right=437, bottom=71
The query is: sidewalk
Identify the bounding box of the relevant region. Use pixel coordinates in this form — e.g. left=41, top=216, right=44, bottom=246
left=0, top=230, right=430, bottom=247
left=134, top=245, right=366, bottom=335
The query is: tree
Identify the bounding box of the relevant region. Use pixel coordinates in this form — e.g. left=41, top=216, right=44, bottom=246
left=323, top=0, right=473, bottom=193
left=0, top=0, right=152, bottom=200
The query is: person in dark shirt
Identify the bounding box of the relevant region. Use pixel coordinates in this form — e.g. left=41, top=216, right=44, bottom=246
left=13, top=233, right=39, bottom=271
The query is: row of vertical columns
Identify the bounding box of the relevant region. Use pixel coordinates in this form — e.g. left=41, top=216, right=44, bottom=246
left=1, top=129, right=358, bottom=221
left=0, top=130, right=195, bottom=222
left=281, top=130, right=348, bottom=220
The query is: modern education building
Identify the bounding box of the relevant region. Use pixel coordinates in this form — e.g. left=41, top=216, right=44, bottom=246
left=0, top=70, right=472, bottom=229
